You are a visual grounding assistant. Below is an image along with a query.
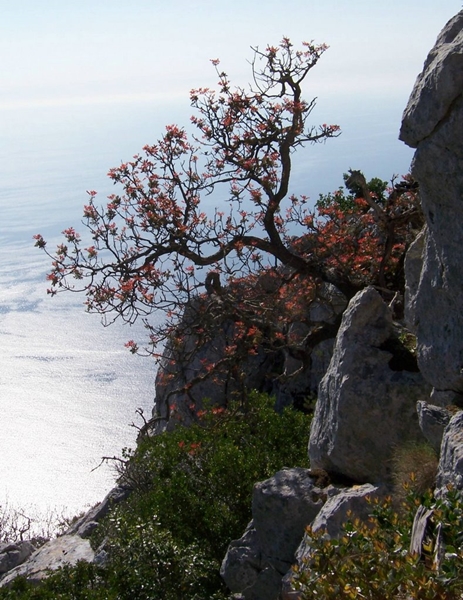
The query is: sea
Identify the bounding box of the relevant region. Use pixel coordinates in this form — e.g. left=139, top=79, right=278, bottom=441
left=0, top=92, right=415, bottom=525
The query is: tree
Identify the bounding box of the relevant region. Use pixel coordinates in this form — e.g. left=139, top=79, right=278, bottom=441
left=34, top=39, right=422, bottom=412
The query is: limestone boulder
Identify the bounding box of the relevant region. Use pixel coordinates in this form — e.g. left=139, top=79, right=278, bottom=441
left=66, top=485, right=131, bottom=538
left=400, top=11, right=463, bottom=393
left=0, top=535, right=94, bottom=587
left=221, top=468, right=338, bottom=600
left=308, top=287, right=431, bottom=483
left=309, top=483, right=386, bottom=539
left=281, top=484, right=386, bottom=598
left=400, top=10, right=463, bottom=147
left=251, top=469, right=333, bottom=567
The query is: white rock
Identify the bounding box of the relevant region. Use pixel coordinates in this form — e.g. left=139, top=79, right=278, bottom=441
left=0, top=535, right=95, bottom=587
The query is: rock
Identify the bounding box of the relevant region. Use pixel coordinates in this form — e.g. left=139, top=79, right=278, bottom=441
left=152, top=315, right=281, bottom=433
left=251, top=469, right=333, bottom=566
left=310, top=339, right=335, bottom=395
left=309, top=483, right=385, bottom=538
left=430, top=388, right=463, bottom=408
left=308, top=282, right=347, bottom=323
left=221, top=468, right=337, bottom=600
left=308, top=287, right=431, bottom=483
left=404, top=228, right=425, bottom=332
left=152, top=284, right=344, bottom=432
left=416, top=401, right=452, bottom=453
left=0, top=541, right=35, bottom=575
left=221, top=523, right=262, bottom=595
left=435, top=411, right=463, bottom=495
left=66, top=485, right=131, bottom=538
left=399, top=11, right=463, bottom=147
left=282, top=484, right=386, bottom=598
left=400, top=11, right=463, bottom=393
left=0, top=535, right=95, bottom=587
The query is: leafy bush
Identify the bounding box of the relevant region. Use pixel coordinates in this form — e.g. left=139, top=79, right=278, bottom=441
left=105, top=391, right=311, bottom=560
left=291, top=487, right=463, bottom=599
left=0, top=391, right=310, bottom=598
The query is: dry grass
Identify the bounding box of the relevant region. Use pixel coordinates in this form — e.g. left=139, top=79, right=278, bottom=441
left=391, top=442, right=438, bottom=509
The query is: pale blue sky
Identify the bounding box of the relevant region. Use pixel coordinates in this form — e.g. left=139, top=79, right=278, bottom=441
left=1, top=1, right=460, bottom=109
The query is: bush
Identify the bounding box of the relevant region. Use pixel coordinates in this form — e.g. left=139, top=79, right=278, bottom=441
left=0, top=391, right=310, bottom=598
left=105, top=390, right=310, bottom=560
left=291, top=488, right=463, bottom=599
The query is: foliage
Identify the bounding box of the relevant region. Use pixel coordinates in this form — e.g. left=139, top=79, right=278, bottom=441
left=105, top=391, right=310, bottom=559
left=34, top=38, right=339, bottom=355
left=33, top=38, right=422, bottom=399
left=291, top=487, right=463, bottom=599
left=0, top=391, right=309, bottom=598
left=315, top=173, right=388, bottom=212
left=310, top=170, right=422, bottom=291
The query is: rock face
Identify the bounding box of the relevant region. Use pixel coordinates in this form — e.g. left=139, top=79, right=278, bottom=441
left=416, top=401, right=452, bottom=453
left=152, top=284, right=346, bottom=433
left=308, top=286, right=430, bottom=483
left=152, top=316, right=282, bottom=433
left=0, top=535, right=94, bottom=587
left=0, top=541, right=35, bottom=576
left=403, top=229, right=425, bottom=331
left=400, top=11, right=463, bottom=393
left=435, top=410, right=463, bottom=495
left=309, top=483, right=385, bottom=539
left=65, top=485, right=131, bottom=539
left=220, top=468, right=339, bottom=600
left=281, top=484, right=386, bottom=598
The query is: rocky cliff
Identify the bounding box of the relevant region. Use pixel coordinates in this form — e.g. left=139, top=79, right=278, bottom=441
left=2, top=10, right=463, bottom=598
left=221, top=10, right=463, bottom=599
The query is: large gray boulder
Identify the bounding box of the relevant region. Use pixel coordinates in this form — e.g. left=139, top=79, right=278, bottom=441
left=309, top=483, right=385, bottom=539
left=0, top=535, right=94, bottom=587
left=308, top=287, right=430, bottom=483
left=400, top=11, right=463, bottom=393
left=65, top=485, right=131, bottom=538
left=221, top=468, right=338, bottom=600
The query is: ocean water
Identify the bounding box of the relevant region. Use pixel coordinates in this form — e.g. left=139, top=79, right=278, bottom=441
left=0, top=102, right=175, bottom=520
left=0, top=93, right=415, bottom=522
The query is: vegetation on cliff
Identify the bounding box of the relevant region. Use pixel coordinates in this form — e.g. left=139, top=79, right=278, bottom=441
left=16, top=36, right=444, bottom=600
left=34, top=39, right=421, bottom=405
left=0, top=392, right=310, bottom=598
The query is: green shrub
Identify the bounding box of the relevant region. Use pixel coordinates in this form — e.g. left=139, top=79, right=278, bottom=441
left=0, top=391, right=310, bottom=599
left=291, top=488, right=463, bottom=599
left=103, top=390, right=311, bottom=560
left=95, top=391, right=310, bottom=597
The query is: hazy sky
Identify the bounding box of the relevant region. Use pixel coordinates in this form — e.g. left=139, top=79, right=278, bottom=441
left=1, top=1, right=460, bottom=110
